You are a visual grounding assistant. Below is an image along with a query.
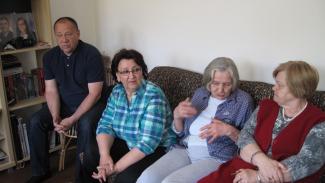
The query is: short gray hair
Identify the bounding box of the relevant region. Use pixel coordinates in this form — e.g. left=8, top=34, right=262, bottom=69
left=202, top=57, right=240, bottom=92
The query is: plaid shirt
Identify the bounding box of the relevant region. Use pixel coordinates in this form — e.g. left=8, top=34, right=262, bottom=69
left=97, top=80, right=176, bottom=155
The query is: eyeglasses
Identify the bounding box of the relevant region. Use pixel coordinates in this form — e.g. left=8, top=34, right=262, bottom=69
left=118, top=67, right=142, bottom=76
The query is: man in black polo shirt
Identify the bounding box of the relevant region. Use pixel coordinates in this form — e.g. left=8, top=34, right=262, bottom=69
left=27, top=17, right=107, bottom=183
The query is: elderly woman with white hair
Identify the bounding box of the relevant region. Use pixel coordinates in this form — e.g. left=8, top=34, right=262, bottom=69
left=137, top=57, right=254, bottom=183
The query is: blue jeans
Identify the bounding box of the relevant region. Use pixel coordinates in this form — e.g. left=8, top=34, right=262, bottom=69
left=27, top=101, right=106, bottom=182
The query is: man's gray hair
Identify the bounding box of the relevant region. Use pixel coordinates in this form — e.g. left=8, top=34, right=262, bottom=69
left=202, top=57, right=240, bottom=92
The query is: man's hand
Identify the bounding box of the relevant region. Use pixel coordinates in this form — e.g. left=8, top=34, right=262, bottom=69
left=53, top=116, right=63, bottom=132
left=59, top=117, right=76, bottom=132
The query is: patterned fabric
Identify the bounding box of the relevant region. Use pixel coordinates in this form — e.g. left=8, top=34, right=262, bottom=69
left=147, top=66, right=325, bottom=180
left=178, top=87, right=253, bottom=161
left=238, top=106, right=325, bottom=181
left=148, top=66, right=202, bottom=110
left=148, top=66, right=325, bottom=111
left=102, top=55, right=115, bottom=86
left=96, top=79, right=176, bottom=155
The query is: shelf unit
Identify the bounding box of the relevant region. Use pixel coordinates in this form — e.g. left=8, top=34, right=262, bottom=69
left=0, top=0, right=53, bottom=171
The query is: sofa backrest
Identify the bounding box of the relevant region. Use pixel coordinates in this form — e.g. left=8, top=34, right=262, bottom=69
left=148, top=66, right=325, bottom=111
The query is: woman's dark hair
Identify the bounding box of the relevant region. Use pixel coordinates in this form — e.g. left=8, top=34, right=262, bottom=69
left=16, top=17, right=31, bottom=36
left=111, top=49, right=148, bottom=82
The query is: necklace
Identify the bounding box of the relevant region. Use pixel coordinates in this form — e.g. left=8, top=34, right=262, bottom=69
left=282, top=102, right=308, bottom=122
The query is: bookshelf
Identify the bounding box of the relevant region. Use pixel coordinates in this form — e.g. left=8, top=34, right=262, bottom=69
left=9, top=96, right=46, bottom=111
left=0, top=0, right=53, bottom=171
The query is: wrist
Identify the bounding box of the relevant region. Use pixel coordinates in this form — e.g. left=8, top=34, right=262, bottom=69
left=114, top=163, right=122, bottom=173
left=250, top=150, right=263, bottom=165
left=226, top=127, right=238, bottom=141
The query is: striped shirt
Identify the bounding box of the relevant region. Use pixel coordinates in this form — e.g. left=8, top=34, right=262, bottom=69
left=97, top=80, right=176, bottom=155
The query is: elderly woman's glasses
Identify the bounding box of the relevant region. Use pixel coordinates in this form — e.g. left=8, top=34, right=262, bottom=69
left=118, top=67, right=142, bottom=76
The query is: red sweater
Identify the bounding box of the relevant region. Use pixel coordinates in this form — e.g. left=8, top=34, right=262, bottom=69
left=199, top=99, right=325, bottom=183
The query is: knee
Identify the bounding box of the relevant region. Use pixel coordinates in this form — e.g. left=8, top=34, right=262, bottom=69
left=28, top=113, right=43, bottom=131
left=77, top=118, right=94, bottom=135
left=137, top=168, right=161, bottom=183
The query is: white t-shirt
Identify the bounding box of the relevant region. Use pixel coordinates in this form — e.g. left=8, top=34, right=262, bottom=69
left=187, top=96, right=225, bottom=162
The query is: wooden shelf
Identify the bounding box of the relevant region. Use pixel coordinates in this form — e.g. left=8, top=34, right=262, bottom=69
left=0, top=42, right=51, bottom=56
left=0, top=0, right=53, bottom=171
left=0, top=161, right=15, bottom=171
left=9, top=96, right=46, bottom=111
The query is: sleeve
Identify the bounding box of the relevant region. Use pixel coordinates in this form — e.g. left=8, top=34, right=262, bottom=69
left=43, top=51, right=54, bottom=80
left=86, top=47, right=105, bottom=83
left=281, top=122, right=325, bottom=181
left=238, top=93, right=254, bottom=129
left=96, top=92, right=116, bottom=136
left=136, top=92, right=169, bottom=155
left=237, top=107, right=259, bottom=149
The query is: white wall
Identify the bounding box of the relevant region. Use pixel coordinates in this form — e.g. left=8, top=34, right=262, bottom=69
left=50, top=0, right=98, bottom=46
left=51, top=0, right=325, bottom=90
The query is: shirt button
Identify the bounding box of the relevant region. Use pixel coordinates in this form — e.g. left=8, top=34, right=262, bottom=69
left=67, top=64, right=70, bottom=67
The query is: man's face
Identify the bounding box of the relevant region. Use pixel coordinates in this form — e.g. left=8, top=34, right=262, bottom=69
left=0, top=19, right=10, bottom=32
left=54, top=21, right=80, bottom=55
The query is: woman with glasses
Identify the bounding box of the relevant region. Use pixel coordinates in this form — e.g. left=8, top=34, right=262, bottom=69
left=91, top=49, right=176, bottom=183
left=137, top=57, right=254, bottom=183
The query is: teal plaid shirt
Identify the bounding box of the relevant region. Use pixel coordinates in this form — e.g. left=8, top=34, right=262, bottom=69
left=97, top=80, right=176, bottom=155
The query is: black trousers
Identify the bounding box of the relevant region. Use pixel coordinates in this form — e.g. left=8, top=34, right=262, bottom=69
left=27, top=101, right=106, bottom=181
left=83, top=138, right=166, bottom=183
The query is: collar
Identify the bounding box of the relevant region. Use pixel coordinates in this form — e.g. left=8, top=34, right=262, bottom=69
left=203, top=88, right=239, bottom=103
left=133, top=79, right=147, bottom=96
left=59, top=40, right=82, bottom=57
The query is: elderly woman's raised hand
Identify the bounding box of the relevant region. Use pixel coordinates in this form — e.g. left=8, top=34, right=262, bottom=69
left=174, top=98, right=197, bottom=120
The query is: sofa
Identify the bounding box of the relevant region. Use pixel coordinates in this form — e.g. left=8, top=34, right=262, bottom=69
left=147, top=66, right=325, bottom=182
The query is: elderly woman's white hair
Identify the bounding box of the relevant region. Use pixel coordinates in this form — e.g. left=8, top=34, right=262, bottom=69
left=202, top=57, right=240, bottom=92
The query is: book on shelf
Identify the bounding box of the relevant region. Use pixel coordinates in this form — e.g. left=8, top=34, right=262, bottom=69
left=3, top=66, right=23, bottom=77
left=17, top=116, right=28, bottom=159
left=4, top=67, right=44, bottom=105
left=0, top=149, right=7, bottom=161
left=31, top=68, right=45, bottom=96
left=10, top=113, right=23, bottom=160
left=10, top=113, right=60, bottom=162
left=22, top=123, right=30, bottom=156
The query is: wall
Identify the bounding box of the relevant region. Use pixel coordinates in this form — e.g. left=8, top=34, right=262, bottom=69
left=49, top=0, right=98, bottom=46
left=51, top=0, right=325, bottom=90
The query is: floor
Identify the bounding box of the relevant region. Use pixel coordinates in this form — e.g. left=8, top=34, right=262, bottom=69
left=0, top=149, right=76, bottom=183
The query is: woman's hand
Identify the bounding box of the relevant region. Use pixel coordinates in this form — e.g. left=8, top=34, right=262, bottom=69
left=233, top=169, right=259, bottom=183
left=173, top=98, right=197, bottom=120
left=253, top=154, right=287, bottom=183
left=92, top=154, right=115, bottom=182
left=200, top=118, right=238, bottom=143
